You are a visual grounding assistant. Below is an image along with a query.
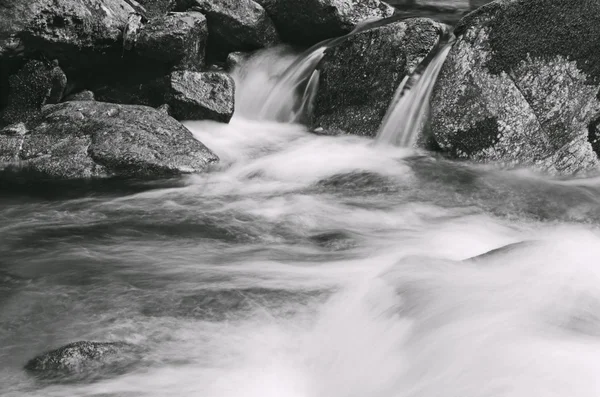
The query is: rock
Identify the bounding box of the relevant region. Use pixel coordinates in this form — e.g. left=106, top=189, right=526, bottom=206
left=312, top=18, right=444, bottom=137
left=165, top=71, right=235, bottom=122
left=0, top=0, right=135, bottom=71
left=135, top=0, right=177, bottom=17
left=430, top=0, right=600, bottom=175
left=93, top=77, right=166, bottom=107
left=123, top=13, right=144, bottom=51
left=0, top=101, right=219, bottom=179
left=24, top=341, right=140, bottom=381
left=64, top=90, right=95, bottom=102
left=263, top=0, right=395, bottom=46
left=135, top=11, right=208, bottom=71
left=1, top=59, right=67, bottom=126
left=179, top=0, right=279, bottom=58
left=226, top=51, right=252, bottom=72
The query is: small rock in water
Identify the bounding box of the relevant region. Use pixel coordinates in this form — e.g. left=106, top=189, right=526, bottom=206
left=24, top=341, right=141, bottom=382
left=165, top=71, right=235, bottom=122
left=226, top=51, right=252, bottom=72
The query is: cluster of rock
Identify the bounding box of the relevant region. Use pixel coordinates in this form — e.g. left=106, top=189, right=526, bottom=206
left=0, top=0, right=392, bottom=180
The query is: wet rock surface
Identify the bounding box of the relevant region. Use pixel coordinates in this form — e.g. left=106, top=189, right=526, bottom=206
left=430, top=0, right=600, bottom=175
left=165, top=71, right=235, bottom=122
left=24, top=341, right=141, bottom=381
left=0, top=101, right=218, bottom=180
left=262, top=0, right=395, bottom=46
left=312, top=18, right=443, bottom=137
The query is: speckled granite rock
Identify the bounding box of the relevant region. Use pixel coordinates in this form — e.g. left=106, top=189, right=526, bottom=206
left=178, top=0, right=279, bottom=58
left=165, top=71, right=235, bottom=122
left=1, top=59, right=67, bottom=126
left=0, top=101, right=218, bottom=179
left=430, top=0, right=600, bottom=175
left=135, top=11, right=208, bottom=71
left=312, top=18, right=444, bottom=137
left=24, top=341, right=140, bottom=381
left=260, top=0, right=395, bottom=46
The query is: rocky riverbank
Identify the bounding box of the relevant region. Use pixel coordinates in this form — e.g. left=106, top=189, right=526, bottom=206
left=2, top=0, right=598, bottom=181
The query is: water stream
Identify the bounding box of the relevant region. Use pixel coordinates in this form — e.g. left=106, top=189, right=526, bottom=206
left=2, top=15, right=600, bottom=397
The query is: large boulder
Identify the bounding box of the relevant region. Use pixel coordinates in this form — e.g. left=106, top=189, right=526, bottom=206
left=1, top=59, right=67, bottom=126
left=0, top=0, right=134, bottom=70
left=24, top=341, right=140, bottom=381
left=165, top=71, right=235, bottom=122
left=0, top=101, right=218, bottom=179
left=135, top=11, right=208, bottom=71
left=312, top=18, right=444, bottom=137
left=179, top=0, right=279, bottom=58
left=260, top=0, right=395, bottom=46
left=430, top=0, right=600, bottom=175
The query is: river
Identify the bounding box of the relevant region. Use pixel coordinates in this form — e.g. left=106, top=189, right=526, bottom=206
left=2, top=46, right=600, bottom=397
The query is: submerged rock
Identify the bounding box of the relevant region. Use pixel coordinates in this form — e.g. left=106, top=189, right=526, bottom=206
left=165, top=71, right=235, bottom=122
left=135, top=11, right=208, bottom=71
left=430, top=0, right=600, bottom=175
left=312, top=18, right=444, bottom=137
left=262, top=0, right=395, bottom=46
left=1, top=59, right=67, bottom=126
left=179, top=0, right=279, bottom=58
left=24, top=341, right=140, bottom=381
left=0, top=101, right=218, bottom=180
left=226, top=51, right=252, bottom=72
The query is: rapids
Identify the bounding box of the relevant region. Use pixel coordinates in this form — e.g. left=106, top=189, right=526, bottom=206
left=3, top=45, right=600, bottom=397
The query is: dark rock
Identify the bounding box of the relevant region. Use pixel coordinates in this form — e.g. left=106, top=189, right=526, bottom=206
left=165, top=71, right=235, bottom=122
left=264, top=0, right=395, bottom=46
left=123, top=13, right=144, bottom=51
left=64, top=90, right=95, bottom=102
left=180, top=0, right=279, bottom=58
left=0, top=0, right=135, bottom=71
left=1, top=60, right=67, bottom=126
left=430, top=0, right=600, bottom=175
left=136, top=11, right=208, bottom=71
left=134, top=0, right=177, bottom=17
left=225, top=51, right=252, bottom=72
left=0, top=101, right=218, bottom=179
left=312, top=18, right=443, bottom=137
left=24, top=341, right=141, bottom=381
left=94, top=76, right=166, bottom=107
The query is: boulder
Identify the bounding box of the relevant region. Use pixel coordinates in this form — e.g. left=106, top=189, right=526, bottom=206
left=179, top=0, right=279, bottom=59
left=135, top=11, right=208, bottom=71
left=1, top=59, right=67, bottom=126
left=262, top=0, right=395, bottom=46
left=430, top=0, right=600, bottom=175
left=64, top=90, right=95, bottom=102
left=134, top=0, right=177, bottom=17
left=24, top=341, right=140, bottom=380
left=0, top=101, right=218, bottom=179
left=0, top=0, right=134, bottom=71
left=165, top=71, right=235, bottom=122
left=312, top=18, right=444, bottom=137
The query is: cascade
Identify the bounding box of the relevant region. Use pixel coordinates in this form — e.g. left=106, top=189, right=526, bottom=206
left=376, top=28, right=454, bottom=147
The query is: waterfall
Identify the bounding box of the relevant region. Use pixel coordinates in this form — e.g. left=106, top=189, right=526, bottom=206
left=376, top=32, right=454, bottom=147
left=232, top=15, right=425, bottom=124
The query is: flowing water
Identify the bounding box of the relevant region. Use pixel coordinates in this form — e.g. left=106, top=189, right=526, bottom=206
left=3, top=30, right=600, bottom=397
